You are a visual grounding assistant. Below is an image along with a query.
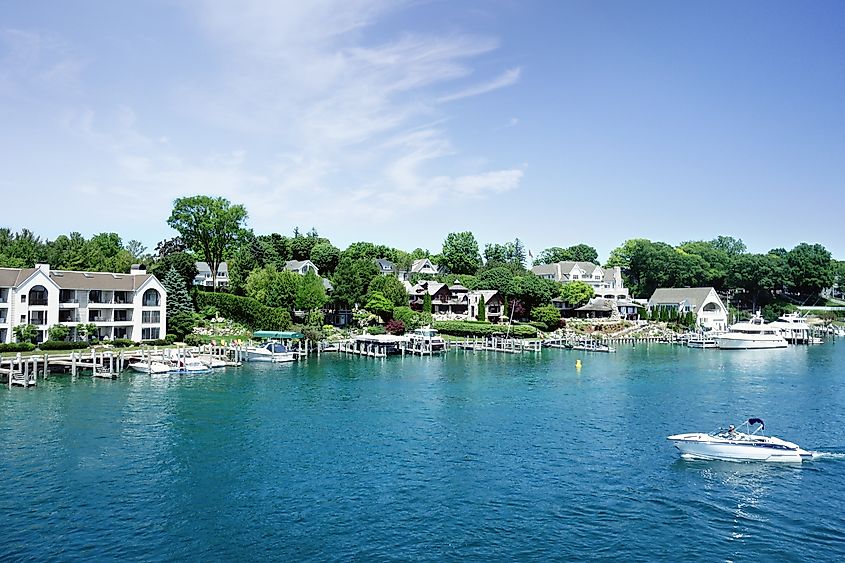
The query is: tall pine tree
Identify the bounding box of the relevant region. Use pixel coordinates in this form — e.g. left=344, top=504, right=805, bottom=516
left=162, top=266, right=195, bottom=339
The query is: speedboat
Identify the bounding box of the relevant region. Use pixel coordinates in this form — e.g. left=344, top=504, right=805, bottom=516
left=667, top=418, right=812, bottom=463
left=245, top=341, right=298, bottom=362
left=716, top=313, right=788, bottom=349
left=572, top=339, right=615, bottom=353
left=169, top=357, right=212, bottom=374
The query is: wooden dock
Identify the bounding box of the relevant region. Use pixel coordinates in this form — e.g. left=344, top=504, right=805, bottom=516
left=452, top=336, right=542, bottom=354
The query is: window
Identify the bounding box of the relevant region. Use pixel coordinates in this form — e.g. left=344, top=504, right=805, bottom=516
left=142, top=311, right=160, bottom=324
left=142, top=289, right=160, bottom=307
left=142, top=327, right=160, bottom=340
left=21, top=295, right=26, bottom=303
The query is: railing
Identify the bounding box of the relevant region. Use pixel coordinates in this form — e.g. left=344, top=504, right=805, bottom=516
left=29, top=299, right=48, bottom=306
left=60, top=298, right=79, bottom=304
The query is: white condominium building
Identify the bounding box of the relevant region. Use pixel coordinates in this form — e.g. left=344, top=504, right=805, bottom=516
left=0, top=263, right=167, bottom=344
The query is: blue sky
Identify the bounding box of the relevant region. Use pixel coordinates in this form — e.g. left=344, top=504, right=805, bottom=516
left=1, top=0, right=843, bottom=261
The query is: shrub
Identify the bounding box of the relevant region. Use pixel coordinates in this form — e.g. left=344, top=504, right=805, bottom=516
left=385, top=319, right=405, bottom=335
left=366, top=325, right=387, bottom=335
left=433, top=320, right=537, bottom=338
left=0, top=342, right=36, bottom=353
left=165, top=333, right=178, bottom=344
left=111, top=339, right=136, bottom=348
left=184, top=334, right=205, bottom=347
left=38, top=341, right=90, bottom=351
left=196, top=292, right=293, bottom=330
left=142, top=339, right=170, bottom=346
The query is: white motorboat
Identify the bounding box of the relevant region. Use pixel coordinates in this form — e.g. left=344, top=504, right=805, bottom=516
left=667, top=418, right=812, bottom=463
left=572, top=340, right=615, bottom=353
left=716, top=313, right=788, bottom=349
left=769, top=312, right=812, bottom=343
left=128, top=360, right=171, bottom=374
left=408, top=327, right=446, bottom=352
left=245, top=341, right=298, bottom=362
left=169, top=358, right=212, bottom=374
left=687, top=335, right=717, bottom=348
left=194, top=355, right=228, bottom=368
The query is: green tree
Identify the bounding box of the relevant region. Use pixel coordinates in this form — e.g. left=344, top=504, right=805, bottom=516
left=309, top=242, right=341, bottom=275
left=559, top=280, right=594, bottom=308
left=48, top=324, right=70, bottom=341
left=85, top=233, right=134, bottom=272
left=367, top=275, right=408, bottom=308
left=78, top=323, right=99, bottom=342
left=331, top=257, right=379, bottom=307
left=162, top=267, right=194, bottom=317
left=786, top=243, right=834, bottom=296
left=476, top=266, right=516, bottom=297
left=149, top=251, right=198, bottom=290
left=423, top=292, right=432, bottom=315
left=476, top=297, right=486, bottom=321
left=511, top=275, right=555, bottom=313
left=167, top=195, right=248, bottom=291
left=440, top=231, right=481, bottom=274
left=566, top=244, right=599, bottom=264
left=13, top=323, right=37, bottom=344
left=365, top=291, right=394, bottom=321
left=295, top=271, right=328, bottom=311
left=530, top=305, right=561, bottom=331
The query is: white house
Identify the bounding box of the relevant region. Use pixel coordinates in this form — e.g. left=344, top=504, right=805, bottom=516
left=284, top=260, right=319, bottom=276
left=399, top=258, right=441, bottom=281
left=647, top=287, right=728, bottom=331
left=374, top=258, right=396, bottom=276
left=0, top=263, right=167, bottom=344
left=531, top=261, right=629, bottom=299
left=194, top=261, right=229, bottom=288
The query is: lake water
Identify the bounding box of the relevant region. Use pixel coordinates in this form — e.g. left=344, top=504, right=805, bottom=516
left=2, top=343, right=845, bottom=561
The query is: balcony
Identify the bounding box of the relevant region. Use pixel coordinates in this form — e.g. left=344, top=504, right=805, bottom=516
left=29, top=298, right=48, bottom=306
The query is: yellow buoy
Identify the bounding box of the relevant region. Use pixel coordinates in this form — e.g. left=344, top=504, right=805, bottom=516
left=576, top=359, right=582, bottom=370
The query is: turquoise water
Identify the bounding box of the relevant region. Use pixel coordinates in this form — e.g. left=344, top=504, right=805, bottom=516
left=2, top=343, right=845, bottom=561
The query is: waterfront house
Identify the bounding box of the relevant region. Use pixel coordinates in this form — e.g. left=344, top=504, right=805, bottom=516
left=284, top=260, right=319, bottom=276
left=194, top=261, right=229, bottom=288
left=407, top=281, right=503, bottom=322
left=531, top=261, right=629, bottom=299
left=469, top=290, right=504, bottom=323
left=374, top=258, right=396, bottom=276
left=399, top=258, right=441, bottom=281
left=647, top=287, right=728, bottom=331
left=0, top=263, right=167, bottom=344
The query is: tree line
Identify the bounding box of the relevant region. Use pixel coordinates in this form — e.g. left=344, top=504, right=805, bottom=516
left=1, top=195, right=842, bottom=337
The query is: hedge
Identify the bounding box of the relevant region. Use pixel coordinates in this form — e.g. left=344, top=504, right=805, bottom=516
left=0, top=342, right=36, bottom=353
left=433, top=320, right=537, bottom=338
left=38, top=341, right=90, bottom=351
left=196, top=292, right=293, bottom=331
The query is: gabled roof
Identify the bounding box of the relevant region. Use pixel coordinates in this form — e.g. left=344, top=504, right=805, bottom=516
left=473, top=289, right=500, bottom=304
left=411, top=258, right=438, bottom=272
left=530, top=261, right=603, bottom=280
left=411, top=281, right=446, bottom=296
left=0, top=266, right=158, bottom=291
left=374, top=258, right=395, bottom=270
left=648, top=287, right=720, bottom=312
left=284, top=260, right=317, bottom=272
left=196, top=261, right=228, bottom=274
left=576, top=298, right=615, bottom=312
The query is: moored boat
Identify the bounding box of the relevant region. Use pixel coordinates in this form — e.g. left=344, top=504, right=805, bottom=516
left=407, top=327, right=446, bottom=352
left=716, top=313, right=788, bottom=349
left=128, top=360, right=172, bottom=374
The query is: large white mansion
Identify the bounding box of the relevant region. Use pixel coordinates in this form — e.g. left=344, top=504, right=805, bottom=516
left=0, top=264, right=167, bottom=344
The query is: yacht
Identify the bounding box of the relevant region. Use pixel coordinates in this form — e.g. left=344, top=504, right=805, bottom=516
left=769, top=312, right=812, bottom=343
left=245, top=341, right=298, bottom=362
left=408, top=327, right=446, bottom=352
left=715, top=313, right=788, bottom=349
left=667, top=418, right=812, bottom=463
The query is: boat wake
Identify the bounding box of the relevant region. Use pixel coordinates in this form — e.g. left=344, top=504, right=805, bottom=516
left=809, top=450, right=845, bottom=461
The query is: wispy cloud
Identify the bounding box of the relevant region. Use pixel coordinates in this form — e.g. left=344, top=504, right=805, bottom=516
left=437, top=67, right=522, bottom=103
left=57, top=0, right=524, bottom=239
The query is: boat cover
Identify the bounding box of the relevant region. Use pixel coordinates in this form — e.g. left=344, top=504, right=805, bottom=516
left=748, top=418, right=765, bottom=429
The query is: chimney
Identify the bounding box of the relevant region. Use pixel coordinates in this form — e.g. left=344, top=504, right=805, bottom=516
left=130, top=264, right=147, bottom=274
left=35, top=263, right=50, bottom=274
